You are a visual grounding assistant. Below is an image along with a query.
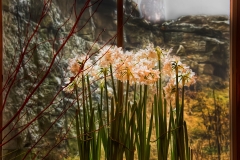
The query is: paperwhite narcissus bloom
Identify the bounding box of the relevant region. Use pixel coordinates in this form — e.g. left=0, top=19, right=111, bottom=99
left=163, top=70, right=196, bottom=101
left=137, top=67, right=160, bottom=85
left=156, top=46, right=173, bottom=62
left=135, top=44, right=158, bottom=67
left=63, top=76, right=82, bottom=93
left=114, top=61, right=138, bottom=84
left=65, top=55, right=93, bottom=92
left=95, top=45, right=124, bottom=68
left=112, top=45, right=161, bottom=85
left=135, top=44, right=158, bottom=60
left=179, top=68, right=197, bottom=88
left=68, top=55, right=93, bottom=76
left=162, top=55, right=182, bottom=76
left=163, top=79, right=176, bottom=102
left=162, top=54, right=197, bottom=101
left=89, top=65, right=111, bottom=83
left=64, top=45, right=196, bottom=97
left=68, top=57, right=82, bottom=75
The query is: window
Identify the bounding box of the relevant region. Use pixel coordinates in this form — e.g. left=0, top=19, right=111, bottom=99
left=0, top=0, right=239, bottom=159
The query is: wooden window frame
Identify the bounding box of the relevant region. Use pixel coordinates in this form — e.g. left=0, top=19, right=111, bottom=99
left=230, top=0, right=240, bottom=159
left=0, top=0, right=239, bottom=159
left=0, top=0, right=3, bottom=158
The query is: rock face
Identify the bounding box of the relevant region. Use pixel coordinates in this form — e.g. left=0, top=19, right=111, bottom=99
left=161, top=15, right=229, bottom=89
left=124, top=14, right=229, bottom=89
left=2, top=0, right=229, bottom=159
left=2, top=1, right=90, bottom=159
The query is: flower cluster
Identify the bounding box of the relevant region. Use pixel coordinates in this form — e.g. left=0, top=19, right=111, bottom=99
left=63, top=55, right=93, bottom=93
left=91, top=44, right=160, bottom=85
left=162, top=55, right=196, bottom=101
left=64, top=44, right=196, bottom=100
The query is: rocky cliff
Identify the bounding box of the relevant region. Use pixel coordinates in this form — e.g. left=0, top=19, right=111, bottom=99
left=161, top=15, right=229, bottom=89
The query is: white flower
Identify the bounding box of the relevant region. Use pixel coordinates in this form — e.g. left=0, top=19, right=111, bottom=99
left=63, top=76, right=82, bottom=93
left=88, top=65, right=112, bottom=88
left=114, top=61, right=138, bottom=84
left=135, top=44, right=158, bottom=67
left=163, top=79, right=176, bottom=101
left=68, top=55, right=93, bottom=76
left=95, top=45, right=124, bottom=68
left=179, top=68, right=197, bottom=87
left=137, top=68, right=160, bottom=85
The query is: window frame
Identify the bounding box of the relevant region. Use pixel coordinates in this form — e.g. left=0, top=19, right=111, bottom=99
left=0, top=0, right=239, bottom=159
left=230, top=0, right=240, bottom=159
left=0, top=0, right=3, bottom=158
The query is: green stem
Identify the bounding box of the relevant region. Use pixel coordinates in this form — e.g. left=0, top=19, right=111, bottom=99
left=87, top=75, right=93, bottom=111
left=134, top=83, right=136, bottom=102
left=75, top=110, right=83, bottom=160
left=125, top=80, right=130, bottom=111
left=181, top=84, right=185, bottom=124
left=81, top=74, right=89, bottom=159
left=75, top=85, right=82, bottom=135
left=104, top=70, right=109, bottom=128
left=176, top=67, right=179, bottom=119
left=103, top=69, right=110, bottom=159
left=75, top=86, right=83, bottom=160
left=110, top=65, right=117, bottom=101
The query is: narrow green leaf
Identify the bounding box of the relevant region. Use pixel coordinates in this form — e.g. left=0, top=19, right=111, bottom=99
left=75, top=110, right=83, bottom=160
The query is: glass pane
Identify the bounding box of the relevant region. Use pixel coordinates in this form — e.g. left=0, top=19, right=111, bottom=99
left=1, top=0, right=230, bottom=159
left=1, top=0, right=118, bottom=159
left=126, top=0, right=230, bottom=159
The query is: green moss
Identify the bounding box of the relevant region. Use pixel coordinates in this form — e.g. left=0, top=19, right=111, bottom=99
left=39, top=28, right=48, bottom=39
left=2, top=0, right=9, bottom=11
left=41, top=15, right=53, bottom=28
